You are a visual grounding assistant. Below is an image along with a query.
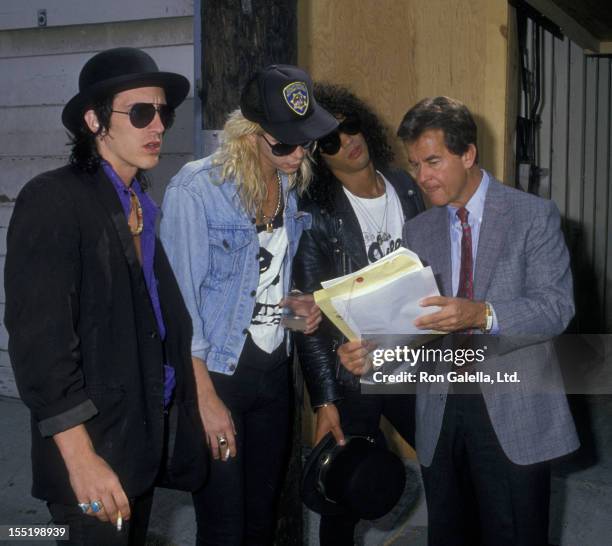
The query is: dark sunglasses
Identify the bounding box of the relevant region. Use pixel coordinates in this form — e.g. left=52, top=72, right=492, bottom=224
left=260, top=134, right=316, bottom=157
left=111, top=103, right=175, bottom=129
left=318, top=116, right=362, bottom=155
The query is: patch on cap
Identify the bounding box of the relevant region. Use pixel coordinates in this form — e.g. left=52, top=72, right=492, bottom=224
left=283, top=81, right=309, bottom=116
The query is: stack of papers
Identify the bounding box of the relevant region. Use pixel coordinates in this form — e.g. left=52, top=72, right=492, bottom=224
left=314, top=247, right=441, bottom=340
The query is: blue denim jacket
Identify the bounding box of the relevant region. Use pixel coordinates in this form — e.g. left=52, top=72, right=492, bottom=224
left=160, top=156, right=311, bottom=375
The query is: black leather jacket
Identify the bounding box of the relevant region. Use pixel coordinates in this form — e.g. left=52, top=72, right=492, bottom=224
left=293, top=168, right=424, bottom=407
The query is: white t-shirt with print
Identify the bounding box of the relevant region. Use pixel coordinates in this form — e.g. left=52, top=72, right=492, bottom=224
left=343, top=174, right=405, bottom=263
left=249, top=222, right=287, bottom=353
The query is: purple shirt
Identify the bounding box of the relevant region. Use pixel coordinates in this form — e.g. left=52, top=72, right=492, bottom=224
left=102, top=162, right=175, bottom=406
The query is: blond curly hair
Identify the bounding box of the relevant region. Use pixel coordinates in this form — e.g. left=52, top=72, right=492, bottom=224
left=211, top=109, right=313, bottom=215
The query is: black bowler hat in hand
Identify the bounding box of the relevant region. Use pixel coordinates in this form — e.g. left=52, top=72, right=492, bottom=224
left=301, top=432, right=407, bottom=520
left=62, top=47, right=190, bottom=134
left=240, top=64, right=338, bottom=145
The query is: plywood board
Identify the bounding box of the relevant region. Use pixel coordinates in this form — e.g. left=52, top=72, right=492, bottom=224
left=299, top=0, right=510, bottom=179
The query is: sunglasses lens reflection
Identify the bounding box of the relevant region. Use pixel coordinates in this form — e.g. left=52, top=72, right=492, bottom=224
left=319, top=132, right=341, bottom=155
left=318, top=116, right=361, bottom=155
left=262, top=135, right=314, bottom=157
left=129, top=104, right=175, bottom=129
left=271, top=143, right=298, bottom=156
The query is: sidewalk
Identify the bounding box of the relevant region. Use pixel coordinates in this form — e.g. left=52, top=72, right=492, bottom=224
left=9, top=394, right=611, bottom=545
left=0, top=396, right=427, bottom=545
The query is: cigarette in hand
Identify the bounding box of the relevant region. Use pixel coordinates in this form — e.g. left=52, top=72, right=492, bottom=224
left=116, top=511, right=123, bottom=532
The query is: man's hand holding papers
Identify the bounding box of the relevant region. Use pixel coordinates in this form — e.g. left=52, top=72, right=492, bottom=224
left=325, top=248, right=492, bottom=381
left=314, top=247, right=442, bottom=340
left=415, top=296, right=488, bottom=332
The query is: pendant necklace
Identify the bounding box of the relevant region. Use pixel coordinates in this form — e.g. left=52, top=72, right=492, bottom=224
left=347, top=174, right=389, bottom=241
left=128, top=188, right=144, bottom=235
left=262, top=171, right=283, bottom=233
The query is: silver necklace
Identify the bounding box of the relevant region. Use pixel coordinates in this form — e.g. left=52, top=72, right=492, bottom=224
left=346, top=175, right=390, bottom=241
left=262, top=171, right=282, bottom=233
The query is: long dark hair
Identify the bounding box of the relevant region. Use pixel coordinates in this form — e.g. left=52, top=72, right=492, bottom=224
left=68, top=95, right=148, bottom=186
left=68, top=96, right=112, bottom=173
left=306, top=83, right=395, bottom=212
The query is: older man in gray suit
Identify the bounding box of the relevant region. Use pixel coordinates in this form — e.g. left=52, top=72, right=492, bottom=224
left=338, top=96, right=579, bottom=546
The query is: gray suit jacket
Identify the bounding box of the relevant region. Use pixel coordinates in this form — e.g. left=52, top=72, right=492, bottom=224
left=403, top=173, right=579, bottom=466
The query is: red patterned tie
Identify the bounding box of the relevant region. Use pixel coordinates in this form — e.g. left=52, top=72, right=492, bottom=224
left=456, top=207, right=473, bottom=300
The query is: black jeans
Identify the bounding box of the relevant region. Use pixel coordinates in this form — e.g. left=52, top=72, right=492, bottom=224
left=421, top=394, right=551, bottom=546
left=319, top=388, right=415, bottom=546
left=192, top=339, right=291, bottom=546
left=47, top=490, right=154, bottom=546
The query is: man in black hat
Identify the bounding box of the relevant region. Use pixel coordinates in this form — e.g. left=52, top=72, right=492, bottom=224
left=301, top=432, right=407, bottom=527
left=4, top=47, right=208, bottom=545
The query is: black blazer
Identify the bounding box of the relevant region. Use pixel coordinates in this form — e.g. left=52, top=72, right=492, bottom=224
left=4, top=165, right=207, bottom=504
left=293, top=168, right=424, bottom=406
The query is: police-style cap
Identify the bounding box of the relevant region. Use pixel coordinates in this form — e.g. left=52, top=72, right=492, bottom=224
left=240, top=64, right=338, bottom=145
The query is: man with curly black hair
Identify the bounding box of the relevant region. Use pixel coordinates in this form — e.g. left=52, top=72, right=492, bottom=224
left=293, top=83, right=424, bottom=544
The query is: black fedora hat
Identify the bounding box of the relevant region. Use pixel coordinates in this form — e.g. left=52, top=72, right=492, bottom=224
left=240, top=64, right=338, bottom=145
left=301, top=432, right=406, bottom=520
left=62, top=47, right=190, bottom=134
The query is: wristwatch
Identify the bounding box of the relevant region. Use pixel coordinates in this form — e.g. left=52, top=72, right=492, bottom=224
left=481, top=302, right=493, bottom=333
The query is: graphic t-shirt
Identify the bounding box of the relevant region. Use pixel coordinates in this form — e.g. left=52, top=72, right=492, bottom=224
left=344, top=174, right=405, bottom=263
left=249, top=215, right=287, bottom=353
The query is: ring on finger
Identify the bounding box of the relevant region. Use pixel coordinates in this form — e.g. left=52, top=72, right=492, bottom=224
left=217, top=434, right=228, bottom=447
left=78, top=502, right=90, bottom=513
left=90, top=500, right=104, bottom=513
